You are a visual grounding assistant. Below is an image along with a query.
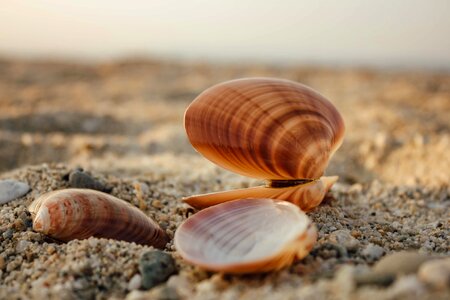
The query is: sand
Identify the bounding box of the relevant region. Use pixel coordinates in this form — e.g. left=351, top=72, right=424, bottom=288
left=0, top=58, right=448, bottom=299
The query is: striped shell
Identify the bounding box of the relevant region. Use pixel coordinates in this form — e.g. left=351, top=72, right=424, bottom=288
left=174, top=198, right=317, bottom=273
left=28, top=189, right=169, bottom=248
left=184, top=77, right=345, bottom=180
left=184, top=176, right=337, bottom=211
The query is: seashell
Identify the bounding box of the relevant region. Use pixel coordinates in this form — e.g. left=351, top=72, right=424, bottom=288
left=184, top=78, right=345, bottom=209
left=174, top=198, right=317, bottom=273
left=28, top=189, right=169, bottom=248
left=184, top=176, right=337, bottom=211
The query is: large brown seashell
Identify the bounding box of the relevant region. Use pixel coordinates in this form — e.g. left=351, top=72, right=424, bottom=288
left=184, top=77, right=345, bottom=180
left=184, top=78, right=345, bottom=209
left=174, top=198, right=317, bottom=273
left=28, top=189, right=169, bottom=248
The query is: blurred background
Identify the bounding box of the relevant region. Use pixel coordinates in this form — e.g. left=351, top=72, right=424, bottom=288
left=1, top=0, right=450, bottom=69
left=0, top=0, right=449, bottom=186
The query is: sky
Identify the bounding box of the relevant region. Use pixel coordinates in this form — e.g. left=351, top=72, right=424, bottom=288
left=1, top=0, right=449, bottom=69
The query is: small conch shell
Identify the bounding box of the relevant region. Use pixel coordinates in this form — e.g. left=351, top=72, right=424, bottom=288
left=28, top=189, right=169, bottom=248
left=184, top=78, right=345, bottom=209
left=174, top=198, right=317, bottom=273
left=184, top=176, right=337, bottom=211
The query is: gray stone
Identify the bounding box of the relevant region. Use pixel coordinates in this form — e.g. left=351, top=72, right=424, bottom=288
left=373, top=251, right=431, bottom=276
left=68, top=170, right=112, bottom=193
left=362, top=243, right=385, bottom=261
left=139, top=250, right=177, bottom=290
left=0, top=180, right=30, bottom=204
left=328, top=229, right=360, bottom=251
left=2, top=228, right=13, bottom=239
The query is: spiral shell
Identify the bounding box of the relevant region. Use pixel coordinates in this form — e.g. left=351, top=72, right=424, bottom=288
left=184, top=77, right=345, bottom=180
left=184, top=176, right=337, bottom=211
left=174, top=198, right=317, bottom=273
left=28, top=189, right=169, bottom=248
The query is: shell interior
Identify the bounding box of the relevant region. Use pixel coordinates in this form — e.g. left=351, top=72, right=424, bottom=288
left=175, top=198, right=315, bottom=272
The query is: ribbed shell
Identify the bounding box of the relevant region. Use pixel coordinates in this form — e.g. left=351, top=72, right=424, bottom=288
left=28, top=189, right=169, bottom=248
left=174, top=198, right=317, bottom=273
left=184, top=78, right=345, bottom=180
left=184, top=176, right=337, bottom=211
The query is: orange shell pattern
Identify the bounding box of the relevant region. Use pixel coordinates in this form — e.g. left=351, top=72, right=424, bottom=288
left=184, top=78, right=345, bottom=180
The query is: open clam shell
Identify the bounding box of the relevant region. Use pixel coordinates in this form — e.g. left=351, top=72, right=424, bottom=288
left=184, top=176, right=337, bottom=211
left=28, top=189, right=169, bottom=248
left=184, top=77, right=345, bottom=180
left=174, top=198, right=317, bottom=273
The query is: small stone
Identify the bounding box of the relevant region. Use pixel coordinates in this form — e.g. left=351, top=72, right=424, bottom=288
left=46, top=245, right=56, bottom=255
left=167, top=274, right=194, bottom=298
left=19, top=211, right=33, bottom=228
left=362, top=243, right=385, bottom=261
left=0, top=256, right=5, bottom=270
left=328, top=229, right=360, bottom=250
left=373, top=251, right=431, bottom=276
left=68, top=170, right=111, bottom=193
left=13, top=219, right=26, bottom=231
left=332, top=265, right=356, bottom=296
left=139, top=250, right=177, bottom=290
left=125, top=290, right=147, bottom=300
left=2, top=228, right=13, bottom=239
left=388, top=275, right=425, bottom=298
left=147, top=285, right=179, bottom=300
left=418, top=257, right=450, bottom=290
left=355, top=271, right=395, bottom=287
left=0, top=180, right=30, bottom=204
left=128, top=274, right=142, bottom=291
left=151, top=200, right=164, bottom=209
left=16, top=240, right=32, bottom=253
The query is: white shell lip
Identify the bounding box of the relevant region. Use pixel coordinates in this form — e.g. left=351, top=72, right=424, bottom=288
left=174, top=198, right=317, bottom=273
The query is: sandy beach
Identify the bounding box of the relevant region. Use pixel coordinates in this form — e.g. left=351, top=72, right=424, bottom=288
left=0, top=58, right=448, bottom=299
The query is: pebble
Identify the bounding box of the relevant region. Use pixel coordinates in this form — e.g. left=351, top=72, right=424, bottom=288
left=388, top=275, right=425, bottom=298
left=147, top=285, right=179, bottom=300
left=417, top=257, right=450, bottom=290
left=139, top=250, right=177, bottom=290
left=167, top=274, right=194, bottom=298
left=373, top=251, right=431, bottom=276
left=2, top=228, right=13, bottom=239
left=46, top=245, right=56, bottom=255
left=362, top=243, right=385, bottom=261
left=15, top=240, right=32, bottom=253
left=332, top=265, right=355, bottom=296
left=68, top=170, right=112, bottom=193
left=128, top=274, right=142, bottom=291
left=355, top=271, right=395, bottom=287
left=328, top=229, right=360, bottom=250
left=0, top=180, right=30, bottom=204
left=0, top=256, right=5, bottom=270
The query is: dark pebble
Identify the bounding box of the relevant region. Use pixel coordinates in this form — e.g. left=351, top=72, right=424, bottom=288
left=19, top=211, right=33, bottom=228
left=68, top=170, right=112, bottom=193
left=2, top=228, right=14, bottom=239
left=139, top=250, right=177, bottom=290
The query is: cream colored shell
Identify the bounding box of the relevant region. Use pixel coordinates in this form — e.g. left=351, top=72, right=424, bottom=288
left=174, top=198, right=317, bottom=273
